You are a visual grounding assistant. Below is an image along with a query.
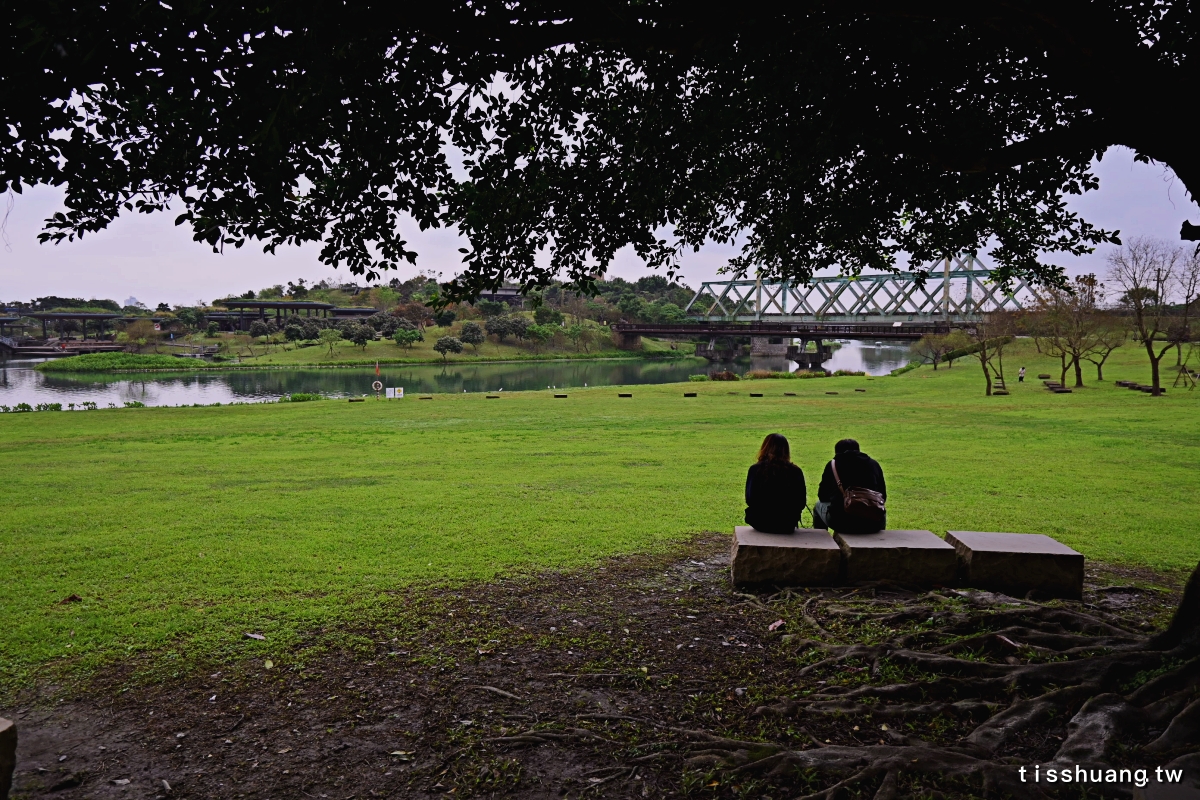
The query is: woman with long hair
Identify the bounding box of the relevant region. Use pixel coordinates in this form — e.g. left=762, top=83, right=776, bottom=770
left=744, top=433, right=807, bottom=534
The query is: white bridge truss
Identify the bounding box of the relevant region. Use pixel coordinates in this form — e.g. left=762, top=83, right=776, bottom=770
left=684, top=255, right=1030, bottom=322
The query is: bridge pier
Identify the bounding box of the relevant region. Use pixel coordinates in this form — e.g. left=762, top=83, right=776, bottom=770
left=750, top=336, right=788, bottom=356
left=614, top=331, right=642, bottom=350
left=787, top=338, right=833, bottom=370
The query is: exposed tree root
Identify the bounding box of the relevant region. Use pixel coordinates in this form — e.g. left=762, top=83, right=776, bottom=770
left=684, top=561, right=1200, bottom=798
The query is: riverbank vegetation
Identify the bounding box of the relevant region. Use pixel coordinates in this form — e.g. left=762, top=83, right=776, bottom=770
left=2, top=339, right=1197, bottom=692
left=35, top=352, right=200, bottom=372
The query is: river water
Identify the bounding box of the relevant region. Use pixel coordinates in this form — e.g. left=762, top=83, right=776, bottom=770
left=0, top=340, right=912, bottom=408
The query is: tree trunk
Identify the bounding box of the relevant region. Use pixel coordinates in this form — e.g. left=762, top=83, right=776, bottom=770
left=1059, top=352, right=1069, bottom=385
left=1148, top=340, right=1163, bottom=396
left=981, top=361, right=991, bottom=395
left=1096, top=359, right=1105, bottom=381
left=1073, top=356, right=1084, bottom=387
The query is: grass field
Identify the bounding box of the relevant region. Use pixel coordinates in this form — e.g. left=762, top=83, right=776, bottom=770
left=228, top=327, right=690, bottom=366
left=2, top=340, right=1198, bottom=692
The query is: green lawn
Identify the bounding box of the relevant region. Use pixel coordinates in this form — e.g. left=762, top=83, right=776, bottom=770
left=2, top=340, right=1197, bottom=691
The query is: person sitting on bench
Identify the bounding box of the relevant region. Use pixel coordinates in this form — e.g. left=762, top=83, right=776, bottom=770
left=813, top=438, right=887, bottom=533
left=744, top=433, right=807, bottom=534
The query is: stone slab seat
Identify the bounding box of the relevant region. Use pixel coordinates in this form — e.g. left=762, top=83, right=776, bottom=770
left=834, top=529, right=957, bottom=585
left=731, top=526, right=841, bottom=587
left=1, top=716, right=14, bottom=800
left=946, top=531, right=1084, bottom=600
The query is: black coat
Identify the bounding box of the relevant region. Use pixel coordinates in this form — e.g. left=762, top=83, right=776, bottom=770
left=744, top=461, right=807, bottom=534
left=817, top=450, right=887, bottom=533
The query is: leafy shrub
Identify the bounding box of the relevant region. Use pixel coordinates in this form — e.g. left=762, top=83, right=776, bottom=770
left=746, top=369, right=826, bottom=379
left=36, top=353, right=193, bottom=372
left=347, top=324, right=374, bottom=350
left=486, top=315, right=512, bottom=342
left=34, top=403, right=64, bottom=411
left=281, top=393, right=323, bottom=402
left=434, top=309, right=456, bottom=327
left=460, top=321, right=485, bottom=352
left=284, top=324, right=304, bottom=342
left=831, top=369, right=867, bottom=377
left=206, top=322, right=220, bottom=337
left=393, top=328, right=422, bottom=350
left=709, top=371, right=740, bottom=381
left=687, top=374, right=709, bottom=382
left=533, top=306, right=564, bottom=325
left=123, top=401, right=146, bottom=408
left=248, top=320, right=270, bottom=338
left=477, top=299, right=508, bottom=317
left=889, top=362, right=921, bottom=376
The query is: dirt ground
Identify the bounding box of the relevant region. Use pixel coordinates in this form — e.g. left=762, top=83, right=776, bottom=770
left=6, top=535, right=1188, bottom=800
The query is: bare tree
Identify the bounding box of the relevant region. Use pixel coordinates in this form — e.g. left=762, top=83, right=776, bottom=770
left=1107, top=238, right=1182, bottom=395
left=1083, top=312, right=1128, bottom=381
left=1031, top=291, right=1074, bottom=385
left=1031, top=274, right=1113, bottom=387
left=966, top=312, right=1013, bottom=395
left=1168, top=246, right=1200, bottom=367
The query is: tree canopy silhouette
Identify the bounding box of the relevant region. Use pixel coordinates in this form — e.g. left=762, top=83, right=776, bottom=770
left=6, top=2, right=1197, bottom=300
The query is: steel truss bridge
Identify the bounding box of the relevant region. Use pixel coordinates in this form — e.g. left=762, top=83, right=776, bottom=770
left=682, top=255, right=1029, bottom=324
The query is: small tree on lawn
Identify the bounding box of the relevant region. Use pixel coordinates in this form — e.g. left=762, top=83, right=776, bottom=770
left=910, top=334, right=954, bottom=370
left=434, top=335, right=463, bottom=361
left=526, top=324, right=553, bottom=353
left=508, top=315, right=531, bottom=342
left=318, top=327, right=342, bottom=356
left=577, top=326, right=598, bottom=354
left=284, top=324, right=304, bottom=344
left=347, top=324, right=373, bottom=351
left=248, top=320, right=269, bottom=340
left=460, top=321, right=485, bottom=353
left=566, top=324, right=585, bottom=351
left=486, top=315, right=511, bottom=343
left=393, top=328, right=421, bottom=351
left=940, top=330, right=971, bottom=367
left=434, top=309, right=456, bottom=328
left=205, top=321, right=220, bottom=337
left=1083, top=312, right=1127, bottom=381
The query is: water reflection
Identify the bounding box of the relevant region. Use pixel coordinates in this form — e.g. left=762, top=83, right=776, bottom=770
left=0, top=341, right=913, bottom=408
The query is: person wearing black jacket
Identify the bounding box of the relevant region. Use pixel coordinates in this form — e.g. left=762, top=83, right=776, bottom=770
left=744, top=433, right=807, bottom=534
left=812, top=439, right=887, bottom=533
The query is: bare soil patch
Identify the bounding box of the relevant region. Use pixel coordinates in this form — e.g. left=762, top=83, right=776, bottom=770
left=7, top=535, right=1194, bottom=799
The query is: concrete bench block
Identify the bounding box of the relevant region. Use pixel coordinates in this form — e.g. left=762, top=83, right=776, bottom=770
left=834, top=529, right=957, bottom=585
left=1, top=717, right=14, bottom=800
left=946, top=531, right=1084, bottom=599
left=731, top=526, right=841, bottom=587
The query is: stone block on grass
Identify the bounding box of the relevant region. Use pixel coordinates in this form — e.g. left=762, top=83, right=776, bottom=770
left=731, top=526, right=841, bottom=587
left=946, top=531, right=1084, bottom=599
left=0, top=717, right=14, bottom=800
left=834, top=529, right=956, bottom=585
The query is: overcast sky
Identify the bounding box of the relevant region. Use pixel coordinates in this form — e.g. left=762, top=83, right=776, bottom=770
left=1, top=146, right=1196, bottom=307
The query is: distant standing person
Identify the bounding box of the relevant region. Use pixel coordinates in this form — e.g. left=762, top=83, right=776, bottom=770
left=813, top=439, right=887, bottom=533
left=1018, top=367, right=1026, bottom=383
left=744, top=434, right=807, bottom=534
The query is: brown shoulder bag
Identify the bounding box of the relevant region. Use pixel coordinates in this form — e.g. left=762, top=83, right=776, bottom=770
left=830, top=459, right=886, bottom=526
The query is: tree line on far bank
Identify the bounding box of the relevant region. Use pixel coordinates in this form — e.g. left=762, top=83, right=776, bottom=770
left=909, top=237, right=1200, bottom=396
